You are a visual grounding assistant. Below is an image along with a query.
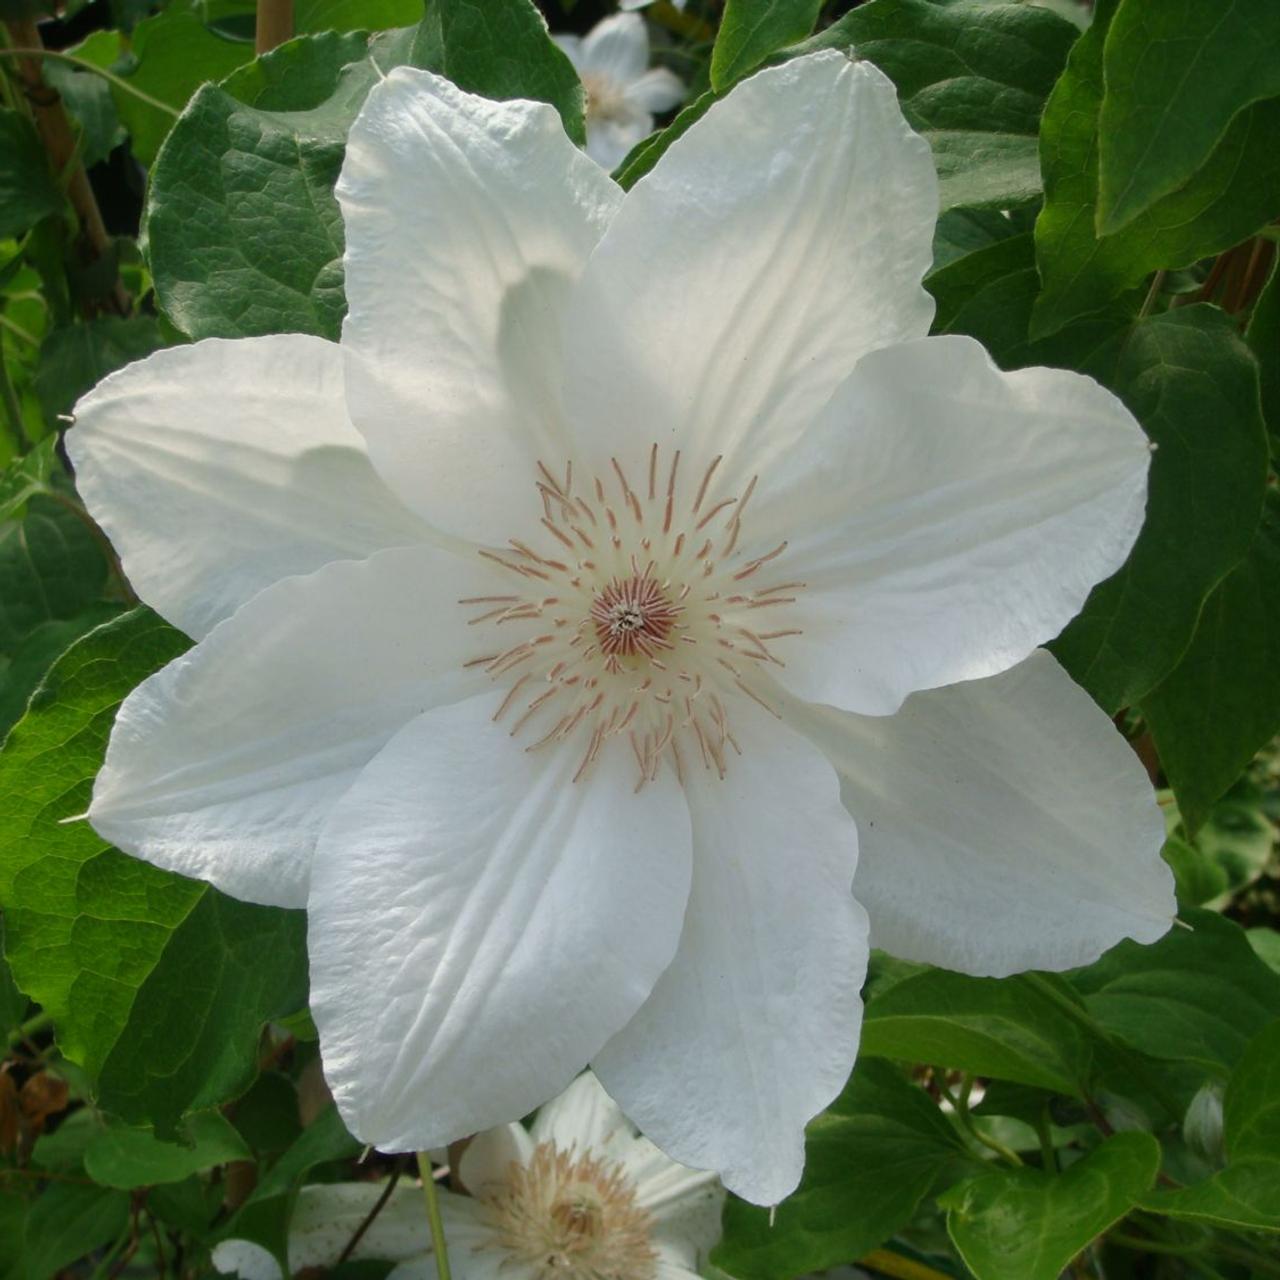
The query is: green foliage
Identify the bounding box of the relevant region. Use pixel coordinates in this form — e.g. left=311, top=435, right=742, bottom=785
left=0, top=110, right=63, bottom=239
left=711, top=0, right=822, bottom=93
left=715, top=1059, right=975, bottom=1279
left=943, top=1132, right=1162, bottom=1280
left=1142, top=493, right=1280, bottom=832
left=34, top=315, right=166, bottom=421
left=1096, top=0, right=1280, bottom=234
left=1032, top=0, right=1280, bottom=337
left=83, top=1111, right=250, bottom=1188
left=418, top=0, right=587, bottom=146
left=0, top=608, right=308, bottom=1133
left=803, top=0, right=1078, bottom=212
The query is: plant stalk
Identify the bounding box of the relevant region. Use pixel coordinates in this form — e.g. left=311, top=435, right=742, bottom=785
left=415, top=1152, right=452, bottom=1280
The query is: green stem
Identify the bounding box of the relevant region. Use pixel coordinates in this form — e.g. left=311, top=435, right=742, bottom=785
left=6, top=1008, right=52, bottom=1048
left=0, top=47, right=179, bottom=117
left=936, top=1070, right=1023, bottom=1167
left=415, top=1153, right=452, bottom=1280
left=0, top=312, right=39, bottom=347
left=1034, top=1103, right=1059, bottom=1173
left=1138, top=268, right=1167, bottom=320
left=0, top=332, right=30, bottom=451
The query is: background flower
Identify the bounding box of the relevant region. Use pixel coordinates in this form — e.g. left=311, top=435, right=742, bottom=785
left=554, top=13, right=686, bottom=168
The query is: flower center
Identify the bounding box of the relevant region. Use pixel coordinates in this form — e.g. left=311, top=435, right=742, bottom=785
left=482, top=1141, right=656, bottom=1280
left=581, top=72, right=629, bottom=125
left=460, top=445, right=804, bottom=787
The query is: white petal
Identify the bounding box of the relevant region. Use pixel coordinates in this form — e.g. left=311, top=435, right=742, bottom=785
left=88, top=543, right=503, bottom=908
left=755, top=335, right=1151, bottom=715
left=530, top=1071, right=633, bottom=1155
left=338, top=68, right=621, bottom=544
left=551, top=33, right=583, bottom=69
left=67, top=336, right=432, bottom=639
left=625, top=1140, right=724, bottom=1267
left=387, top=1194, right=497, bottom=1280
left=593, top=701, right=868, bottom=1205
left=285, top=1183, right=431, bottom=1269
left=579, top=13, right=650, bottom=83
left=587, top=115, right=651, bottom=170
left=457, top=1123, right=534, bottom=1198
left=561, top=52, right=935, bottom=489
left=624, top=67, right=686, bottom=114
left=785, top=650, right=1175, bottom=976
left=211, top=1241, right=279, bottom=1280
left=308, top=692, right=693, bottom=1152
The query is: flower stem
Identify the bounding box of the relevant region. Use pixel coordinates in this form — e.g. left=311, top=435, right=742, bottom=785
left=858, top=1248, right=957, bottom=1280
left=415, top=1152, right=452, bottom=1280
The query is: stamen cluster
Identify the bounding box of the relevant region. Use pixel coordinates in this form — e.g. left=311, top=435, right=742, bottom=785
left=460, top=445, right=804, bottom=786
left=483, top=1142, right=656, bottom=1280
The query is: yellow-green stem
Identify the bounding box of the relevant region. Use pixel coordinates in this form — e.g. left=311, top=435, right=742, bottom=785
left=415, top=1152, right=452, bottom=1280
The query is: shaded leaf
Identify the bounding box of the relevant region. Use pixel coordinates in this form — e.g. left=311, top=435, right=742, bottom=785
left=84, top=1111, right=251, bottom=1188
left=0, top=110, right=62, bottom=239
left=711, top=0, right=822, bottom=92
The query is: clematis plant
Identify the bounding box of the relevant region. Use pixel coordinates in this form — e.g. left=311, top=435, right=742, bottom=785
left=212, top=1072, right=723, bottom=1280
left=69, top=50, right=1174, bottom=1205
left=553, top=13, right=687, bottom=169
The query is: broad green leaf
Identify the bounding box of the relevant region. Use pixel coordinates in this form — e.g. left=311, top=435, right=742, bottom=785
left=1141, top=492, right=1280, bottom=831
left=625, top=0, right=1077, bottom=209
left=34, top=315, right=166, bottom=423
left=0, top=919, right=25, bottom=1036
left=0, top=495, right=109, bottom=659
left=1069, top=910, right=1280, bottom=1078
left=1050, top=308, right=1269, bottom=712
left=0, top=438, right=57, bottom=522
left=799, top=0, right=1078, bottom=212
left=710, top=0, right=822, bottom=92
left=422, top=0, right=586, bottom=147
left=1191, top=786, right=1276, bottom=907
left=297, top=0, right=422, bottom=31
left=0, top=110, right=63, bottom=239
left=110, top=10, right=254, bottom=166
left=860, top=969, right=1091, bottom=1096
left=1246, top=257, right=1280, bottom=448
left=21, top=1182, right=131, bottom=1280
left=1033, top=0, right=1280, bottom=337
left=0, top=604, right=124, bottom=745
left=1141, top=1020, right=1280, bottom=1231
left=931, top=206, right=1025, bottom=272
left=84, top=1111, right=251, bottom=1188
left=714, top=1059, right=974, bottom=1280
left=1249, top=928, right=1280, bottom=976
left=1097, top=0, right=1280, bottom=234
left=0, top=608, right=309, bottom=1134
left=942, top=1131, right=1161, bottom=1280
left=216, top=1103, right=363, bottom=1266
left=146, top=29, right=415, bottom=340
left=45, top=32, right=126, bottom=168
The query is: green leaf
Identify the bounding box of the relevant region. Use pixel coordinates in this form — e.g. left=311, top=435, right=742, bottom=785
left=0, top=604, right=124, bottom=745
left=296, top=0, right=423, bottom=32
left=710, top=0, right=822, bottom=93
left=942, top=1131, right=1161, bottom=1280
left=714, top=1059, right=974, bottom=1280
left=425, top=0, right=586, bottom=147
left=0, top=109, right=63, bottom=239
left=21, top=1182, right=131, bottom=1280
left=84, top=1111, right=251, bottom=1188
left=799, top=0, right=1079, bottom=212
left=34, top=316, right=166, bottom=423
left=1249, top=928, right=1280, bottom=976
left=1069, top=909, right=1280, bottom=1078
left=0, top=608, right=309, bottom=1134
left=111, top=10, right=254, bottom=166
left=0, top=438, right=57, bottom=522
left=217, top=1103, right=362, bottom=1266
left=45, top=31, right=126, bottom=168
left=0, top=495, right=109, bottom=659
left=1246, top=257, right=1280, bottom=449
left=860, top=969, right=1092, bottom=1096
left=1141, top=491, right=1280, bottom=831
left=613, top=90, right=713, bottom=189
left=146, top=29, right=415, bottom=340
left=1033, top=0, right=1280, bottom=337
left=1140, top=1019, right=1280, bottom=1231
left=1097, top=0, right=1280, bottom=234
left=1050, top=307, right=1270, bottom=712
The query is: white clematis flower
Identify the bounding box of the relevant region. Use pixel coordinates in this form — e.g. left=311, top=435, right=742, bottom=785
left=554, top=13, right=686, bottom=169
left=212, top=1073, right=723, bottom=1280
left=69, top=51, right=1175, bottom=1205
